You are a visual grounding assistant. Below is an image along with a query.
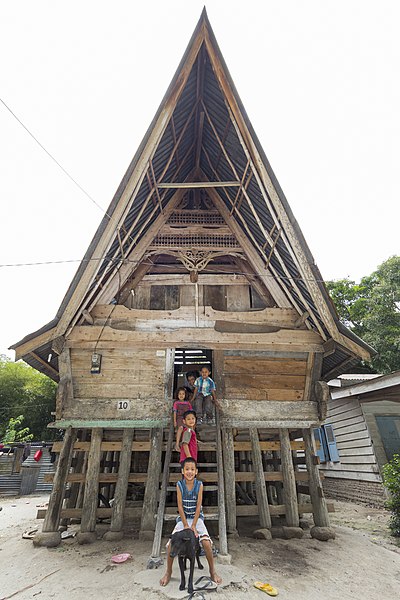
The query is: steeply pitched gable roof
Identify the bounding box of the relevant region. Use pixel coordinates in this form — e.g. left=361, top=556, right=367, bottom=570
left=11, top=9, right=373, bottom=380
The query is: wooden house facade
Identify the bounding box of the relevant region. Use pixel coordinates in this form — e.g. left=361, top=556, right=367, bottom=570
left=11, top=11, right=372, bottom=555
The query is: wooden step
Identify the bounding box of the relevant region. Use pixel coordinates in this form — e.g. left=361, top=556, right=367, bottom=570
left=163, top=513, right=219, bottom=521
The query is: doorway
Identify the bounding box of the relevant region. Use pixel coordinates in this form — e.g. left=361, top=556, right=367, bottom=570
left=173, top=348, right=213, bottom=393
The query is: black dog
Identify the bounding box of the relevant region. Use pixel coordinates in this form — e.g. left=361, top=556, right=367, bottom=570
left=169, top=528, right=204, bottom=594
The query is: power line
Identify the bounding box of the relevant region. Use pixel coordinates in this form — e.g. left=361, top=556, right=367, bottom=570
left=0, top=255, right=333, bottom=283
left=0, top=96, right=111, bottom=218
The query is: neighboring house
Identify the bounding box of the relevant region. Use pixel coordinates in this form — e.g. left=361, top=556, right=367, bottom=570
left=316, top=372, right=400, bottom=506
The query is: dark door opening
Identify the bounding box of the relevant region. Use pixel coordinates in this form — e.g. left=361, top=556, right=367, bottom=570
left=173, top=348, right=213, bottom=393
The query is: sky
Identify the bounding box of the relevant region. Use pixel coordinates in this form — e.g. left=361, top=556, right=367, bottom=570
left=1, top=0, right=399, bottom=359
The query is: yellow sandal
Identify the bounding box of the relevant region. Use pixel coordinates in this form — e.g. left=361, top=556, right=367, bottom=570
left=253, top=581, right=278, bottom=596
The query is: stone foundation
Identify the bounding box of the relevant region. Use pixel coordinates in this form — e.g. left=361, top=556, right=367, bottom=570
left=322, top=477, right=386, bottom=507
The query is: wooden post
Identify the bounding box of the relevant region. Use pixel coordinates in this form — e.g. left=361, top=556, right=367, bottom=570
left=140, top=426, right=163, bottom=535
left=250, top=428, right=271, bottom=529
left=78, top=428, right=103, bottom=542
left=215, top=410, right=229, bottom=556
left=272, top=450, right=284, bottom=505
left=43, top=427, right=76, bottom=533
left=302, top=428, right=330, bottom=527
left=279, top=428, right=299, bottom=527
left=103, top=428, right=134, bottom=540
left=148, top=422, right=174, bottom=567
left=222, top=428, right=237, bottom=536
left=60, top=429, right=87, bottom=528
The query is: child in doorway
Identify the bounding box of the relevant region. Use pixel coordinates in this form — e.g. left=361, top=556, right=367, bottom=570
left=175, top=409, right=198, bottom=462
left=192, top=366, right=218, bottom=424
left=159, top=457, right=222, bottom=588
left=184, top=369, right=199, bottom=401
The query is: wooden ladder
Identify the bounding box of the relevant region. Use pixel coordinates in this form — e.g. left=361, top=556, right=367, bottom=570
left=147, top=410, right=228, bottom=568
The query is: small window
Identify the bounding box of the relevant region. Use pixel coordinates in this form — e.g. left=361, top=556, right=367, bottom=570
left=313, top=425, right=340, bottom=463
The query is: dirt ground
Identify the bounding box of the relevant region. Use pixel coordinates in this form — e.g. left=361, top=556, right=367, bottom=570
left=1, top=494, right=400, bottom=600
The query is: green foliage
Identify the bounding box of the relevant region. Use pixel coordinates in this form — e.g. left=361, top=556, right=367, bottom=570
left=382, top=454, right=400, bottom=537
left=326, top=256, right=400, bottom=374
left=3, top=415, right=33, bottom=443
left=0, top=355, right=57, bottom=441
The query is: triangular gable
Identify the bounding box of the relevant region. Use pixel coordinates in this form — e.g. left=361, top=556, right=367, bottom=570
left=11, top=9, right=373, bottom=378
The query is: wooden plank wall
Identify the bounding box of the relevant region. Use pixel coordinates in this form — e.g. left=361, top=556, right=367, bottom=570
left=130, top=283, right=254, bottom=311
left=319, top=396, right=381, bottom=483
left=223, top=355, right=306, bottom=402
left=218, top=352, right=319, bottom=424
left=63, top=348, right=167, bottom=420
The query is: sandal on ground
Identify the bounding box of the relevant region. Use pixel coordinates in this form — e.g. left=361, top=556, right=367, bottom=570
left=187, top=593, right=206, bottom=600
left=253, top=581, right=278, bottom=596
left=22, top=528, right=38, bottom=540
left=194, top=575, right=218, bottom=590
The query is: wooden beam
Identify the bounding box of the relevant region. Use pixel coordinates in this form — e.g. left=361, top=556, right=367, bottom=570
left=42, top=427, right=76, bottom=532
left=29, top=351, right=59, bottom=379
left=157, top=181, right=240, bottom=188
left=107, top=428, right=134, bottom=533
left=80, top=428, right=103, bottom=534
left=140, top=427, right=163, bottom=533
left=250, top=428, right=271, bottom=529
left=13, top=326, right=58, bottom=361
left=222, top=428, right=237, bottom=535
left=302, top=428, right=330, bottom=527
left=279, top=428, right=299, bottom=527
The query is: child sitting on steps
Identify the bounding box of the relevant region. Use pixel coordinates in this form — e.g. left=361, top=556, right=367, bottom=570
left=159, top=457, right=222, bottom=588
left=192, top=365, right=219, bottom=425
left=175, top=409, right=198, bottom=463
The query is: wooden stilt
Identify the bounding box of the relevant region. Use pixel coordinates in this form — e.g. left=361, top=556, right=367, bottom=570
left=42, top=427, right=76, bottom=533
left=215, top=411, right=229, bottom=555
left=279, top=428, right=299, bottom=527
left=79, top=428, right=103, bottom=538
left=60, top=430, right=86, bottom=528
left=250, top=428, right=271, bottom=529
left=239, top=450, right=247, bottom=493
left=76, top=444, right=89, bottom=509
left=148, top=423, right=174, bottom=566
left=222, top=428, right=237, bottom=535
left=140, top=427, right=163, bottom=535
left=302, top=428, right=330, bottom=527
left=104, top=428, right=134, bottom=540
left=272, top=450, right=284, bottom=505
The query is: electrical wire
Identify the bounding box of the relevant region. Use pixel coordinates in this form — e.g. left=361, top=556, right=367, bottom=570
left=0, top=96, right=111, bottom=218
left=0, top=98, right=336, bottom=287
left=0, top=256, right=331, bottom=283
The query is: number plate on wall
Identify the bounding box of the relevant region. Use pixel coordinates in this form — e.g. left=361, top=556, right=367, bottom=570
left=117, top=400, right=131, bottom=411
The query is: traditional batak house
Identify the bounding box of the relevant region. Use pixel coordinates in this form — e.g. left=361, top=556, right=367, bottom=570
left=11, top=10, right=373, bottom=558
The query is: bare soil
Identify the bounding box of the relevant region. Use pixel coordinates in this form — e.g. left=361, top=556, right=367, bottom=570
left=1, top=494, right=400, bottom=600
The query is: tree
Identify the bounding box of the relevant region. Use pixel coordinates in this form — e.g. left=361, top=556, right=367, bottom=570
left=326, top=256, right=400, bottom=374
left=3, top=415, right=33, bottom=443
left=0, top=355, right=57, bottom=440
